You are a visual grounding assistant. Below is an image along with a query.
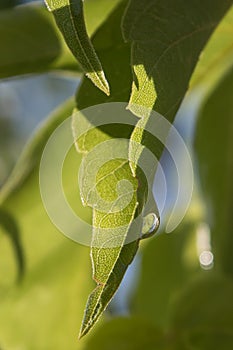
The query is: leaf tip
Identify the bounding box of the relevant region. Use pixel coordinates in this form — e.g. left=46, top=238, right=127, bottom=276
left=86, top=71, right=110, bottom=96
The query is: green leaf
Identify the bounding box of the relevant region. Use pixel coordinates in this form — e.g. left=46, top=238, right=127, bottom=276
left=0, top=98, right=75, bottom=204
left=0, top=3, right=79, bottom=78
left=72, top=2, right=159, bottom=337
left=122, top=0, right=232, bottom=176
left=0, top=99, right=75, bottom=286
left=0, top=0, right=16, bottom=9
left=45, top=0, right=110, bottom=95
left=169, top=274, right=233, bottom=349
left=82, top=317, right=171, bottom=350
left=0, top=1, right=120, bottom=79
left=122, top=0, right=232, bottom=118
left=194, top=67, right=233, bottom=277
left=0, top=208, right=24, bottom=281
left=73, top=113, right=140, bottom=337
left=131, top=215, right=201, bottom=329
left=191, top=5, right=233, bottom=90
left=0, top=100, right=95, bottom=349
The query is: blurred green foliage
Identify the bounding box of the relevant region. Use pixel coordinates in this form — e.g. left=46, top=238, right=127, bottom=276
left=0, top=0, right=233, bottom=349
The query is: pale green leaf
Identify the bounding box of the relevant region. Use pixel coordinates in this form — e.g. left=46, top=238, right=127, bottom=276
left=72, top=2, right=159, bottom=337
left=194, top=67, right=233, bottom=277
left=74, top=114, right=140, bottom=337
left=45, top=0, right=110, bottom=95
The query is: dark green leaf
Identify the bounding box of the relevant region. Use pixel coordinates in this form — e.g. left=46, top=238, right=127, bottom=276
left=191, top=5, right=233, bottom=89
left=195, top=67, right=233, bottom=277
left=122, top=0, right=232, bottom=118
left=0, top=208, right=24, bottom=281
left=169, top=274, right=233, bottom=349
left=45, top=0, right=110, bottom=95
left=131, top=217, right=200, bottom=329
left=0, top=0, right=17, bottom=10
left=82, top=317, right=171, bottom=350
left=122, top=0, right=232, bottom=178
left=0, top=1, right=121, bottom=79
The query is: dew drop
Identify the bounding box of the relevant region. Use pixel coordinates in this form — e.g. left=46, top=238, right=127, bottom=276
left=141, top=213, right=160, bottom=239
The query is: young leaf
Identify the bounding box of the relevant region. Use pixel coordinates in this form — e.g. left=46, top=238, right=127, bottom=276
left=44, top=0, right=110, bottom=95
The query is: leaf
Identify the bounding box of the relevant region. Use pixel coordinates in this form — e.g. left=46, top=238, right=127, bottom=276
left=0, top=99, right=75, bottom=286
left=82, top=317, right=170, bottom=350
left=45, top=0, right=110, bottom=95
left=122, top=0, right=233, bottom=177
left=72, top=2, right=159, bottom=337
left=131, top=215, right=201, bottom=329
left=190, top=5, right=233, bottom=89
left=0, top=0, right=16, bottom=9
left=194, top=66, right=233, bottom=277
left=73, top=113, right=140, bottom=337
left=0, top=100, right=94, bottom=349
left=0, top=3, right=79, bottom=78
left=0, top=208, right=24, bottom=281
left=169, top=274, right=233, bottom=349
left=0, top=98, right=75, bottom=204
left=0, top=1, right=120, bottom=79
left=122, top=0, right=232, bottom=118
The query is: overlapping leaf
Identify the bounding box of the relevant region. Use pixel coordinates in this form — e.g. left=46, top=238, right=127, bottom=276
left=122, top=0, right=233, bottom=175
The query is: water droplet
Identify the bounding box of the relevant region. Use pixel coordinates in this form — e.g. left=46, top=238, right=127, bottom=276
left=141, top=213, right=160, bottom=239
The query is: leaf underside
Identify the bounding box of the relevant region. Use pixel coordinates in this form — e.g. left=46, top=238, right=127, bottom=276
left=71, top=2, right=155, bottom=337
